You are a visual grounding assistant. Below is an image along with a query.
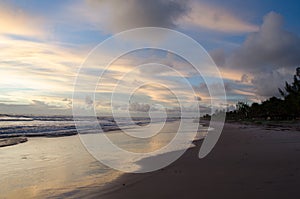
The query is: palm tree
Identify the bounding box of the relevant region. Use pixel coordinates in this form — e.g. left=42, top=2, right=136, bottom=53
left=278, top=68, right=300, bottom=119
left=236, top=102, right=250, bottom=119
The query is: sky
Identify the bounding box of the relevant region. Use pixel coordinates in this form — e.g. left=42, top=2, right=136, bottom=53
left=1, top=0, right=300, bottom=115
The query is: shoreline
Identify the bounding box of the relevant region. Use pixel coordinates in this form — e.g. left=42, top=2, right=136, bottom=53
left=84, top=122, right=300, bottom=199
left=225, top=120, right=300, bottom=131
left=0, top=137, right=28, bottom=147
left=2, top=121, right=300, bottom=198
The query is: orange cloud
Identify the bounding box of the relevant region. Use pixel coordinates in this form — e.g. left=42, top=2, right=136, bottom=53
left=0, top=3, right=45, bottom=38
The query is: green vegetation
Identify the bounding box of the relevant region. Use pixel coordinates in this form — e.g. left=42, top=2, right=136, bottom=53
left=225, top=68, right=300, bottom=121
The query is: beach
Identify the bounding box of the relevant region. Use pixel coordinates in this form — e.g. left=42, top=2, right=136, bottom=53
left=93, top=122, right=300, bottom=199
left=2, top=1, right=300, bottom=199
left=1, top=122, right=300, bottom=198
left=0, top=119, right=201, bottom=198
left=0, top=135, right=122, bottom=199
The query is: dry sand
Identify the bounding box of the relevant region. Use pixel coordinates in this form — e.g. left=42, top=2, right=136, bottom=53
left=87, top=123, right=300, bottom=199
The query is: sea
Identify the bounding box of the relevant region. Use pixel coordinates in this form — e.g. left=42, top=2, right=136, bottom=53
left=0, top=114, right=208, bottom=198
left=0, top=114, right=164, bottom=137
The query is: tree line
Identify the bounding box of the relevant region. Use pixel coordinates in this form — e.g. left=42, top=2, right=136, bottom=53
left=216, top=68, right=300, bottom=121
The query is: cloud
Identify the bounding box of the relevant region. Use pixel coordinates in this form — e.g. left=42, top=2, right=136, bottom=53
left=70, top=0, right=257, bottom=34
left=129, top=102, right=151, bottom=112
left=32, top=100, right=50, bottom=107
left=0, top=0, right=262, bottom=114
left=0, top=34, right=85, bottom=113
left=207, top=12, right=300, bottom=100
left=85, top=96, right=94, bottom=106
left=0, top=2, right=45, bottom=38
left=166, top=104, right=211, bottom=115
left=0, top=36, right=83, bottom=92
left=195, top=96, right=202, bottom=101
left=77, top=0, right=188, bottom=33
left=0, top=100, right=72, bottom=115
left=0, top=95, right=74, bottom=115
left=240, top=74, right=250, bottom=83
left=178, top=1, right=258, bottom=33
left=227, top=12, right=300, bottom=72
left=251, top=69, right=293, bottom=97
left=199, top=105, right=211, bottom=114
left=197, top=82, right=232, bottom=96
left=209, top=48, right=226, bottom=66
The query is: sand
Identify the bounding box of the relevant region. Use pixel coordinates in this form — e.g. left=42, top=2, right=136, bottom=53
left=0, top=136, right=122, bottom=199
left=2, top=122, right=300, bottom=198
left=88, top=123, right=300, bottom=199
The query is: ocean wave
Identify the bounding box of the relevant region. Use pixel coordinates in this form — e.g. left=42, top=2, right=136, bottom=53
left=0, top=115, right=179, bottom=138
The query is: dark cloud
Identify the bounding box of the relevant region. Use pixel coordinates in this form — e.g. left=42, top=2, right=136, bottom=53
left=215, top=12, right=300, bottom=98
left=209, top=48, right=226, bottom=67
left=87, top=0, right=189, bottom=33
left=32, top=100, right=49, bottom=107
left=199, top=105, right=211, bottom=114
left=164, top=105, right=211, bottom=115
left=165, top=106, right=180, bottom=113
left=32, top=100, right=71, bottom=109
left=227, top=12, right=300, bottom=72
left=240, top=74, right=250, bottom=83
left=251, top=69, right=293, bottom=97
left=129, top=102, right=151, bottom=112
left=195, top=96, right=202, bottom=101
left=62, top=98, right=72, bottom=108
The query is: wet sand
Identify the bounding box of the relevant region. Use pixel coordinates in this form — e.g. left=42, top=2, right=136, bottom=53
left=0, top=137, right=27, bottom=147
left=92, top=123, right=300, bottom=199
left=2, top=122, right=300, bottom=198
left=0, top=135, right=122, bottom=199
left=0, top=120, right=193, bottom=199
